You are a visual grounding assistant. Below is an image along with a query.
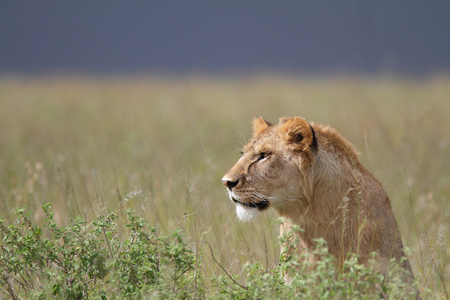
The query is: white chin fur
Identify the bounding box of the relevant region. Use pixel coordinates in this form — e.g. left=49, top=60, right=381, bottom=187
left=236, top=204, right=259, bottom=222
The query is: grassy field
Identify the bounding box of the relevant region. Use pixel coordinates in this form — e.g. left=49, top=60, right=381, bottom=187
left=0, top=75, right=448, bottom=297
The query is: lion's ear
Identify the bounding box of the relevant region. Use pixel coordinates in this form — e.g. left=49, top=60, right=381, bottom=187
left=252, top=117, right=272, bottom=137
left=278, top=117, right=317, bottom=150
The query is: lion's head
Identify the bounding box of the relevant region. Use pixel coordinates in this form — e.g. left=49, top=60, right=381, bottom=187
left=222, top=116, right=318, bottom=221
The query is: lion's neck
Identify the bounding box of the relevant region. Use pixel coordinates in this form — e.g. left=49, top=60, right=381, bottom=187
left=276, top=147, right=364, bottom=249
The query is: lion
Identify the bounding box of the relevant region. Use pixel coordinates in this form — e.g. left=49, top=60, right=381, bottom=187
left=222, top=116, right=414, bottom=277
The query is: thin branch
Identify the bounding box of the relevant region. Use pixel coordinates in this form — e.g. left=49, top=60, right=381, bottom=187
left=2, top=271, right=19, bottom=300
left=102, top=226, right=114, bottom=259
left=204, top=241, right=248, bottom=290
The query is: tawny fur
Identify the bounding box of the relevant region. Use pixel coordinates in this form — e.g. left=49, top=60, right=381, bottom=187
left=222, top=116, right=413, bottom=276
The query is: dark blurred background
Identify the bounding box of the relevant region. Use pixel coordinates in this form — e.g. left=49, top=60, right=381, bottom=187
left=1, top=1, right=449, bottom=75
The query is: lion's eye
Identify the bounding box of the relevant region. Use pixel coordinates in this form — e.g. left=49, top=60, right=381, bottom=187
left=258, top=152, right=271, bottom=161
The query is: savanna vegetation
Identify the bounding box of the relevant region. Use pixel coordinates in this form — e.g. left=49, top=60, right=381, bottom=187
left=0, top=75, right=448, bottom=298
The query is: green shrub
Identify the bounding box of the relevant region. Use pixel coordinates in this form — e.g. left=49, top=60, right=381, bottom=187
left=0, top=203, right=200, bottom=299
left=0, top=205, right=435, bottom=299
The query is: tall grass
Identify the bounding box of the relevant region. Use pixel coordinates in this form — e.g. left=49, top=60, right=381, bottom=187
left=0, top=75, right=448, bottom=297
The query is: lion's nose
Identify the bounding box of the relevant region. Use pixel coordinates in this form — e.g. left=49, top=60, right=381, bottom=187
left=222, top=178, right=239, bottom=190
